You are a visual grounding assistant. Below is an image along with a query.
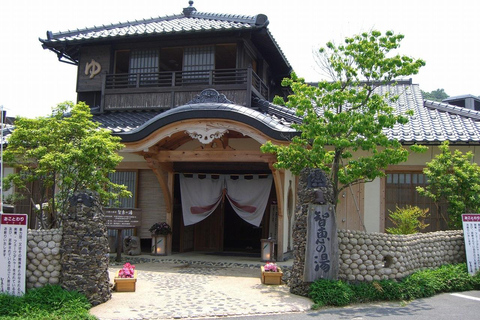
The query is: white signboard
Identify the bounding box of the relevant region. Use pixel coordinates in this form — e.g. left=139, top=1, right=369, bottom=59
left=462, top=214, right=480, bottom=275
left=0, top=214, right=28, bottom=296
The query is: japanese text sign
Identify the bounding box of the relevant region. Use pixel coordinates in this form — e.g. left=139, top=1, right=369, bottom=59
left=0, top=214, right=28, bottom=296
left=304, top=204, right=338, bottom=281
left=462, top=214, right=480, bottom=275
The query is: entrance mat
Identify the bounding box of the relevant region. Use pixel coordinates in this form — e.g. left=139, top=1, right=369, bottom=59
left=205, top=252, right=261, bottom=258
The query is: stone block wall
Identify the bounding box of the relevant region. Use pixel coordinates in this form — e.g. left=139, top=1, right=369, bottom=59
left=337, top=229, right=465, bottom=282
left=26, top=229, right=62, bottom=289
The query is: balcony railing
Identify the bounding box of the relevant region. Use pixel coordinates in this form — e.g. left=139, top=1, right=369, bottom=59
left=104, top=68, right=268, bottom=99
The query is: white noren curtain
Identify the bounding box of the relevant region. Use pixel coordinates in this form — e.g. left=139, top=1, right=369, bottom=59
left=180, top=174, right=272, bottom=227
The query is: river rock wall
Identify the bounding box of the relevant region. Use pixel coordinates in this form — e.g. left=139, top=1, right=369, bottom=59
left=337, top=229, right=465, bottom=282
left=26, top=229, right=62, bottom=289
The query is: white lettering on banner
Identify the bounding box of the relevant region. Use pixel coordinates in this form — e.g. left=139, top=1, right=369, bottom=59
left=0, top=214, right=28, bottom=296
left=462, top=214, right=480, bottom=275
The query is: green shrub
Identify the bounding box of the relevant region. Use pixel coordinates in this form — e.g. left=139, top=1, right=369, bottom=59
left=309, top=279, right=354, bottom=307
left=386, top=205, right=429, bottom=234
left=309, top=263, right=480, bottom=308
left=0, top=285, right=95, bottom=320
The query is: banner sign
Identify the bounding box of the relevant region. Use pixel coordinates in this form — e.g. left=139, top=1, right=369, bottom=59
left=304, top=204, right=338, bottom=282
left=462, top=214, right=480, bottom=275
left=0, top=214, right=28, bottom=296
left=105, top=208, right=142, bottom=229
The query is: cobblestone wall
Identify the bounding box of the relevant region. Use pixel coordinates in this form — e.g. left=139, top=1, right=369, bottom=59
left=26, top=229, right=62, bottom=289
left=61, top=191, right=111, bottom=306
left=337, top=229, right=465, bottom=282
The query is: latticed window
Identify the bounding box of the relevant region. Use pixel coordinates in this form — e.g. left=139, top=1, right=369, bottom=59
left=130, top=49, right=159, bottom=85
left=385, top=172, right=448, bottom=232
left=183, top=46, right=214, bottom=83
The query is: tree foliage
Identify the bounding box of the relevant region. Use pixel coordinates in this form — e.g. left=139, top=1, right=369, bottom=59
left=421, top=88, right=449, bottom=102
left=261, top=30, right=426, bottom=203
left=4, top=101, right=130, bottom=228
left=417, top=141, right=480, bottom=229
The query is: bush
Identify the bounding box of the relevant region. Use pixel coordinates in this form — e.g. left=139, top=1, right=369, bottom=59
left=0, top=285, right=95, bottom=320
left=309, top=263, right=480, bottom=308
left=386, top=205, right=429, bottom=234
left=309, top=279, right=354, bottom=307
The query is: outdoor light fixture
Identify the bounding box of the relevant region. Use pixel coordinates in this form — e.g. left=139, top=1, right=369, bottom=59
left=261, top=238, right=275, bottom=262
left=151, top=235, right=167, bottom=256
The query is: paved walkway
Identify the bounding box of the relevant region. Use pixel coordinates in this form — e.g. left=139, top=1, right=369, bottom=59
left=89, top=254, right=312, bottom=319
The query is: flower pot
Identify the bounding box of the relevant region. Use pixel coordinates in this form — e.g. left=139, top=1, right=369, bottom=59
left=261, top=266, right=283, bottom=285
left=114, top=270, right=137, bottom=292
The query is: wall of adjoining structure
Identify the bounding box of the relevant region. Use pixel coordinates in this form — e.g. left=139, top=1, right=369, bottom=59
left=337, top=229, right=465, bottom=282
left=26, top=229, right=62, bottom=289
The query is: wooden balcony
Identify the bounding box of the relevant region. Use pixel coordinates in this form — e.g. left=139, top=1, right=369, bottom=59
left=101, top=68, right=268, bottom=111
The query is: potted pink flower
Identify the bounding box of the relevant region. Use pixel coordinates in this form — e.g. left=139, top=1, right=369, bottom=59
left=114, top=262, right=137, bottom=292
left=261, top=262, right=283, bottom=285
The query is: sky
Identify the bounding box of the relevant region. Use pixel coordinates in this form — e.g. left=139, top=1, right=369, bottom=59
left=1, top=0, right=479, bottom=118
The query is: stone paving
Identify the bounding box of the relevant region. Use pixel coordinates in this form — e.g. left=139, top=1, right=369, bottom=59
left=89, top=259, right=312, bottom=320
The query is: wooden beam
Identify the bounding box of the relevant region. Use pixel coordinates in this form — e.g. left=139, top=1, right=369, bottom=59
left=157, top=150, right=276, bottom=163
left=269, top=163, right=285, bottom=261
left=143, top=155, right=173, bottom=215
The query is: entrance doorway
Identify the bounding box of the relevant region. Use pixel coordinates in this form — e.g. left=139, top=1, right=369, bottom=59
left=172, top=172, right=275, bottom=255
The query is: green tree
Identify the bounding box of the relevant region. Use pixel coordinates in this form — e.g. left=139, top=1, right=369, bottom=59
left=261, top=30, right=426, bottom=203
left=417, top=141, right=480, bottom=229
left=4, top=101, right=130, bottom=228
left=421, top=88, right=449, bottom=102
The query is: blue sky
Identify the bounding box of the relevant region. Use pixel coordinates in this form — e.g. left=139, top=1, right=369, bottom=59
left=1, top=0, right=479, bottom=118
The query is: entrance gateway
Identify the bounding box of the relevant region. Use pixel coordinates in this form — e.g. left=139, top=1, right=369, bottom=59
left=171, top=170, right=276, bottom=255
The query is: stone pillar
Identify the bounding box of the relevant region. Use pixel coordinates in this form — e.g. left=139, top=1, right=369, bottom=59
left=289, top=168, right=337, bottom=296
left=61, top=191, right=111, bottom=306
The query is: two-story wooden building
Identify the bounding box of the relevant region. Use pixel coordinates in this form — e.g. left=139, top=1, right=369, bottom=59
left=39, top=2, right=480, bottom=260
left=40, top=1, right=301, bottom=259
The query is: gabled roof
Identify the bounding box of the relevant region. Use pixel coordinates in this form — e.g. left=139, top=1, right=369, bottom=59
left=39, top=2, right=290, bottom=75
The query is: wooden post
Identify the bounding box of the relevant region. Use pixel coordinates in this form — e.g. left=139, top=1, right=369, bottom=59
left=116, top=229, right=123, bottom=262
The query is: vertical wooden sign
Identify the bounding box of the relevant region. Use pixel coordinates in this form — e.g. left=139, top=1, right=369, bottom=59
left=304, top=204, right=338, bottom=282
left=0, top=214, right=28, bottom=296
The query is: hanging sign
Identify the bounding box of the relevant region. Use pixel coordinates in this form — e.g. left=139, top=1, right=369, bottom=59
left=462, top=214, right=480, bottom=275
left=0, top=214, right=28, bottom=296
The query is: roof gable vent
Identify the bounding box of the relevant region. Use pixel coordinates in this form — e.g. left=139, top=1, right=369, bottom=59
left=183, top=1, right=197, bottom=17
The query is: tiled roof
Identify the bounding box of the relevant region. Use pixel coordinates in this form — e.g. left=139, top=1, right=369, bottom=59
left=4, top=84, right=480, bottom=145
left=379, top=83, right=480, bottom=143
left=92, top=103, right=297, bottom=143
left=88, top=83, right=480, bottom=144
left=42, top=12, right=261, bottom=44
left=38, top=3, right=290, bottom=70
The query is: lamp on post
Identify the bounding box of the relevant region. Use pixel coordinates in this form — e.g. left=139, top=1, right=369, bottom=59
left=260, top=238, right=275, bottom=261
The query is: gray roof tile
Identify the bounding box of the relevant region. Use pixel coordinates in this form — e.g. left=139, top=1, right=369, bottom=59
left=89, top=83, right=480, bottom=144
left=42, top=11, right=260, bottom=44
